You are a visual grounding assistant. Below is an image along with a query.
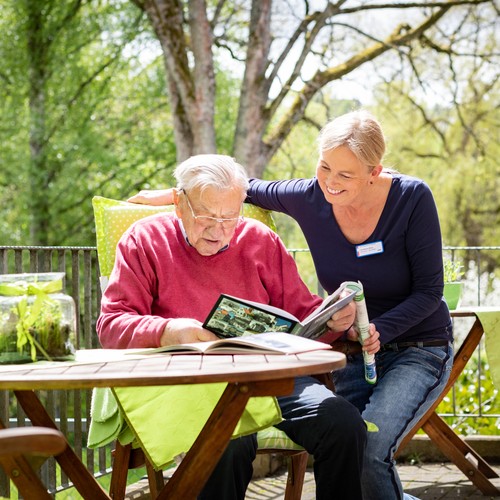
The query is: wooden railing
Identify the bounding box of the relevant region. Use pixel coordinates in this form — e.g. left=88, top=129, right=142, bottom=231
left=0, top=246, right=110, bottom=496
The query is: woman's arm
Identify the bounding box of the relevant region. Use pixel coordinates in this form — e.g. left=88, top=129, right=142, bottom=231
left=127, top=189, right=174, bottom=205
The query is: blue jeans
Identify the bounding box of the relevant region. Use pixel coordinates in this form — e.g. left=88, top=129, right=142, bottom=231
left=332, top=341, right=453, bottom=500
left=200, top=376, right=367, bottom=500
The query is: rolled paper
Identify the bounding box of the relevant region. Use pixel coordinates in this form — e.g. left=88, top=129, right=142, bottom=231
left=343, top=281, right=377, bottom=384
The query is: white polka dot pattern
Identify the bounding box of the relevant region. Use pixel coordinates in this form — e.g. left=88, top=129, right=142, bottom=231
left=243, top=204, right=277, bottom=232
left=92, top=196, right=276, bottom=278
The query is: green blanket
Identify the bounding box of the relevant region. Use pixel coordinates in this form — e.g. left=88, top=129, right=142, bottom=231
left=88, top=385, right=282, bottom=470
left=88, top=385, right=134, bottom=448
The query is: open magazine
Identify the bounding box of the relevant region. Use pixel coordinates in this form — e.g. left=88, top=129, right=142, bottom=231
left=129, top=331, right=333, bottom=355
left=203, top=282, right=356, bottom=340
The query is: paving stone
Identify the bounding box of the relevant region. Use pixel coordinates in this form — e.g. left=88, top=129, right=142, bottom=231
left=245, top=462, right=500, bottom=499
left=124, top=462, right=500, bottom=499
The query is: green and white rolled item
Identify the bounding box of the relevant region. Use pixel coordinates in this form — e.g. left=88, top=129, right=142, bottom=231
left=344, top=281, right=377, bottom=384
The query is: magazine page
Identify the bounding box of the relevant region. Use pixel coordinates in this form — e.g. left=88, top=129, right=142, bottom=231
left=203, top=294, right=300, bottom=339
left=127, top=332, right=332, bottom=355
left=301, top=282, right=350, bottom=320
left=210, top=332, right=332, bottom=354
left=295, top=288, right=357, bottom=339
left=125, top=344, right=208, bottom=355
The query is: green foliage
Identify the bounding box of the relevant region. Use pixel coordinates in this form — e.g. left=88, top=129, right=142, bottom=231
left=443, top=259, right=465, bottom=283
left=0, top=0, right=176, bottom=246
left=438, top=351, right=500, bottom=435
left=374, top=70, right=500, bottom=276
left=0, top=0, right=497, bottom=262
left=214, top=69, right=240, bottom=154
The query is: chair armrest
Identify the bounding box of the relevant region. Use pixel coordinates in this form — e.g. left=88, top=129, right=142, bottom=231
left=0, top=427, right=66, bottom=457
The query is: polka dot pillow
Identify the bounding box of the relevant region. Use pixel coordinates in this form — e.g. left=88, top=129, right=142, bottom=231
left=242, top=204, right=277, bottom=232
left=92, top=196, right=277, bottom=280
left=92, top=196, right=174, bottom=279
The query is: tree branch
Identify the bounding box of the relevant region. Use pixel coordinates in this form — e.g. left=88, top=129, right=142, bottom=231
left=267, top=2, right=344, bottom=118
left=338, top=0, right=491, bottom=15
left=264, top=5, right=453, bottom=159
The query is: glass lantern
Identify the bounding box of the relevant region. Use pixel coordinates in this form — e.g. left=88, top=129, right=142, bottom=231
left=0, top=272, right=76, bottom=364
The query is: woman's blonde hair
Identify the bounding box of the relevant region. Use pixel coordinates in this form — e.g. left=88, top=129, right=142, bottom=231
left=318, top=110, right=386, bottom=170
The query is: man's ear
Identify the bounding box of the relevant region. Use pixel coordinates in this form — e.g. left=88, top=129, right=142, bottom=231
left=173, top=189, right=182, bottom=217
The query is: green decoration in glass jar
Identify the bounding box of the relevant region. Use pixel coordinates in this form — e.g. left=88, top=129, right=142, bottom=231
left=0, top=272, right=76, bottom=364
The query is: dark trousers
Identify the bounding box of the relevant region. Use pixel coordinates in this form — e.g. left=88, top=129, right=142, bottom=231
left=199, top=376, right=367, bottom=499
left=198, top=434, right=257, bottom=500
left=277, top=376, right=366, bottom=499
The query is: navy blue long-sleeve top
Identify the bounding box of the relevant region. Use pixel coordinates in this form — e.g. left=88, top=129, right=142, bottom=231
left=247, top=174, right=452, bottom=344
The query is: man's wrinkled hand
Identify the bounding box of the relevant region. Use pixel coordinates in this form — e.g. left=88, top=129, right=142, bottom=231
left=326, top=300, right=356, bottom=332
left=160, top=318, right=218, bottom=346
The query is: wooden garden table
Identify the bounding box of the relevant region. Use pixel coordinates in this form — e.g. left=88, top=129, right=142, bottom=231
left=0, top=348, right=345, bottom=499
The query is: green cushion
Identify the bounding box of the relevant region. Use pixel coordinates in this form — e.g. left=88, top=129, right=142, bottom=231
left=257, top=426, right=304, bottom=451
left=92, top=195, right=276, bottom=278
left=242, top=204, right=277, bottom=232
left=92, top=196, right=175, bottom=278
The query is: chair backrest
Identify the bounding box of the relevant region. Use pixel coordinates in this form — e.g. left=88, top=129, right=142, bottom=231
left=92, top=196, right=276, bottom=290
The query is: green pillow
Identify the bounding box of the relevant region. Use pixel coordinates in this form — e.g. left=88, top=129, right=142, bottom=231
left=92, top=196, right=174, bottom=278
left=257, top=426, right=305, bottom=451
left=92, top=195, right=276, bottom=279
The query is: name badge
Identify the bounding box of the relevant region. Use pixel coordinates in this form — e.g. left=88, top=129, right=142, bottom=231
left=355, top=241, right=384, bottom=258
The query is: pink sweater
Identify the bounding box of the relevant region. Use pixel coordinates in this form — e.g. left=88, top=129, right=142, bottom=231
left=97, top=213, right=323, bottom=348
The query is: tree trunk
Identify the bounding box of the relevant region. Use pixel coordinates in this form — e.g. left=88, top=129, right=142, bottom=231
left=233, top=0, right=273, bottom=178
left=26, top=0, right=50, bottom=245
left=141, top=0, right=216, bottom=161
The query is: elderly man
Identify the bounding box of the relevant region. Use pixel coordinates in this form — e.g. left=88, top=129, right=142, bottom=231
left=97, top=154, right=368, bottom=500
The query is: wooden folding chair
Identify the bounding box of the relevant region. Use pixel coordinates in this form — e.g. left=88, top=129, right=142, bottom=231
left=0, top=426, right=66, bottom=500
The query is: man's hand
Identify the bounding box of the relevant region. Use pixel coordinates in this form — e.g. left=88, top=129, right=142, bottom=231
left=326, top=300, right=356, bottom=332
left=345, top=323, right=380, bottom=355
left=160, top=318, right=219, bottom=346
left=127, top=189, right=173, bottom=205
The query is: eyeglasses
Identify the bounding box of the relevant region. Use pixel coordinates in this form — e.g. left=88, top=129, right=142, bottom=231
left=182, top=190, right=242, bottom=229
